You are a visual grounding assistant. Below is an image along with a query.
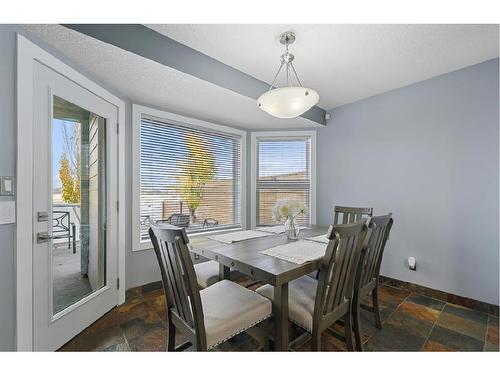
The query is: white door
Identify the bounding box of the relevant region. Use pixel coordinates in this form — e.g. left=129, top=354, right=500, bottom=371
left=32, top=61, right=119, bottom=351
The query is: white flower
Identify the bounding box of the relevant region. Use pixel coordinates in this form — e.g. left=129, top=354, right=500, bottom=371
left=272, top=199, right=307, bottom=223
left=279, top=203, right=290, bottom=218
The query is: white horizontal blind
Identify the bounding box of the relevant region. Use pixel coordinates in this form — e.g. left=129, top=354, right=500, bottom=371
left=256, top=137, right=311, bottom=225
left=140, top=116, right=242, bottom=240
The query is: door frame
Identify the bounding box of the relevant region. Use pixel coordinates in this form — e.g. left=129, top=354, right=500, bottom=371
left=16, top=34, right=126, bottom=351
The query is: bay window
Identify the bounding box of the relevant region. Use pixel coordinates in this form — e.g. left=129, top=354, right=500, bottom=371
left=251, top=131, right=316, bottom=227
left=133, top=105, right=246, bottom=251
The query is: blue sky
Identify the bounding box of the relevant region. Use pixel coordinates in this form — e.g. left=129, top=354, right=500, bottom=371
left=258, top=140, right=307, bottom=177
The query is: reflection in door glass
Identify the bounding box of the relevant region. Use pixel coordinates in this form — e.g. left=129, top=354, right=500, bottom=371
left=52, top=96, right=107, bottom=315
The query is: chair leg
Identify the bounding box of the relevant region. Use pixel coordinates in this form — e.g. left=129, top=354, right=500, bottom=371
left=352, top=297, right=363, bottom=351
left=344, top=311, right=355, bottom=351
left=257, top=320, right=269, bottom=351
left=167, top=321, right=176, bottom=351
left=372, top=286, right=382, bottom=329
left=311, top=330, right=321, bottom=351
left=248, top=320, right=269, bottom=351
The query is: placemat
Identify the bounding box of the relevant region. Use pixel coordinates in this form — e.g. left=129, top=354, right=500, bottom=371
left=305, top=234, right=329, bottom=244
left=260, top=240, right=327, bottom=264
left=208, top=230, right=274, bottom=244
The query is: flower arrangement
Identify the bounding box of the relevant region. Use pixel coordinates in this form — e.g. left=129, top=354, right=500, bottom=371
left=272, top=199, right=307, bottom=222
left=272, top=199, right=307, bottom=240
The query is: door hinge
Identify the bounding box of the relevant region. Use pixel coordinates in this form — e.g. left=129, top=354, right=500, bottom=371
left=117, top=278, right=120, bottom=290
left=116, top=200, right=119, bottom=211
left=117, top=123, right=119, bottom=135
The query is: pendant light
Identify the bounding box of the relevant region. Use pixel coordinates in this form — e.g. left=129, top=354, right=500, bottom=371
left=257, top=31, right=319, bottom=119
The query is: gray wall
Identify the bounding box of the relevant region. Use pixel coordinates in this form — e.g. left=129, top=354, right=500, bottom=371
left=317, top=58, right=499, bottom=305
left=0, top=25, right=18, bottom=351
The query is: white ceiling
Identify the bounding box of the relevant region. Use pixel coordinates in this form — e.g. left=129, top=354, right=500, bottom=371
left=147, top=24, right=499, bottom=109
left=23, top=24, right=499, bottom=131
left=23, top=24, right=319, bottom=130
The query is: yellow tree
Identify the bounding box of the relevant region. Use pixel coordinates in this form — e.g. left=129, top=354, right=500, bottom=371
left=177, top=133, right=216, bottom=223
left=59, top=122, right=81, bottom=204
left=59, top=153, right=80, bottom=203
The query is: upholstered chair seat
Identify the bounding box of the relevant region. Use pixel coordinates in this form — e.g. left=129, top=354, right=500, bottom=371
left=201, top=280, right=272, bottom=349
left=257, top=276, right=317, bottom=332
left=194, top=260, right=222, bottom=289
left=194, top=260, right=243, bottom=289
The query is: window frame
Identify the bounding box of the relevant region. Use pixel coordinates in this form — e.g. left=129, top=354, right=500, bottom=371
left=132, top=104, right=247, bottom=252
left=250, top=130, right=317, bottom=229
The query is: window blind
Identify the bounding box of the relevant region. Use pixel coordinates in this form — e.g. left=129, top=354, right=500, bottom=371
left=256, top=137, right=311, bottom=225
left=140, top=116, right=242, bottom=240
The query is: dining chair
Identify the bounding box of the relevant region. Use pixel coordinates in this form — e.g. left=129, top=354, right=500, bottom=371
left=334, top=205, right=373, bottom=224
left=352, top=213, right=393, bottom=351
left=150, top=223, right=236, bottom=289
left=202, top=218, right=219, bottom=228
left=307, top=205, right=373, bottom=280
left=52, top=210, right=76, bottom=254
left=160, top=214, right=190, bottom=228
left=256, top=220, right=370, bottom=351
left=149, top=223, right=272, bottom=351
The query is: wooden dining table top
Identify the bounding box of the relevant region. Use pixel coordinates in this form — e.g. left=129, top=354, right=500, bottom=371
left=190, top=225, right=329, bottom=286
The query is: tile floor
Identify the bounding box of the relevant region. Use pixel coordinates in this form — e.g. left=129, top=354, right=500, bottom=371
left=58, top=278, right=499, bottom=352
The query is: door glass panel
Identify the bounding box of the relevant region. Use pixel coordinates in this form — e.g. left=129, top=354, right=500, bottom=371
left=52, top=96, right=107, bottom=315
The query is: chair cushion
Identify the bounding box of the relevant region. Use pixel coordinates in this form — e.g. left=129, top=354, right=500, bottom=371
left=201, top=279, right=272, bottom=349
left=256, top=276, right=318, bottom=332
left=194, top=261, right=221, bottom=289
left=194, top=261, right=246, bottom=289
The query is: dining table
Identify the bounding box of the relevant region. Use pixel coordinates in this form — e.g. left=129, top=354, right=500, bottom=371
left=190, top=225, right=329, bottom=351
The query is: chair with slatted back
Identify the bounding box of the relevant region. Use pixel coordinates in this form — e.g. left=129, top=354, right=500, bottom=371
left=149, top=223, right=271, bottom=351
left=334, top=205, right=373, bottom=224
left=256, top=219, right=370, bottom=351
left=307, top=205, right=373, bottom=281
left=352, top=213, right=393, bottom=351
left=153, top=219, right=236, bottom=289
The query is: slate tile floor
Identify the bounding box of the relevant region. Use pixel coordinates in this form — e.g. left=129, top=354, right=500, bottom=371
left=58, top=279, right=499, bottom=352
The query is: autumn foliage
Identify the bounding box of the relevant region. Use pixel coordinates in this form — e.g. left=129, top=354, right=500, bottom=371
left=177, top=133, right=216, bottom=222
left=59, top=154, right=80, bottom=203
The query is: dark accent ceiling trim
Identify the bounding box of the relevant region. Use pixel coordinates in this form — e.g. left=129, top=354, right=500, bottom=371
left=63, top=24, right=326, bottom=125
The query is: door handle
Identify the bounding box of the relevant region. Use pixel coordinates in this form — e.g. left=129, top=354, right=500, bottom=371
left=37, top=211, right=48, bottom=222
left=37, top=232, right=53, bottom=243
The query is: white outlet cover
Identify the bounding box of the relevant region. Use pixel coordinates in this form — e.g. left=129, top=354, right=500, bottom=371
left=0, top=201, right=16, bottom=225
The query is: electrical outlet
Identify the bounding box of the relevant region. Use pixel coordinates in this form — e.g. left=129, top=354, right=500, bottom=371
left=408, top=257, right=416, bottom=271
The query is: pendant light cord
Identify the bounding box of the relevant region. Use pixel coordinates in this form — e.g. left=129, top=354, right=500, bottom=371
left=269, top=61, right=284, bottom=91
left=268, top=32, right=304, bottom=90
left=290, top=63, right=303, bottom=87
left=285, top=40, right=290, bottom=86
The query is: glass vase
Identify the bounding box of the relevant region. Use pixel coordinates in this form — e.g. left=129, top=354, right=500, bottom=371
left=284, top=216, right=300, bottom=240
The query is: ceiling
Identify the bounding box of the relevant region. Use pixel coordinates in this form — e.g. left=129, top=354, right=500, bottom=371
left=23, top=24, right=319, bottom=130
left=23, top=24, right=499, bottom=131
left=147, top=24, right=499, bottom=109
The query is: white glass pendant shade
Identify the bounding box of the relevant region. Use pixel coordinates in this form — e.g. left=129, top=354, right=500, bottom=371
left=257, top=86, right=320, bottom=119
